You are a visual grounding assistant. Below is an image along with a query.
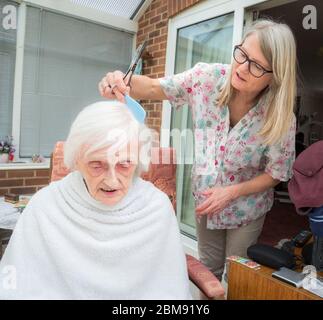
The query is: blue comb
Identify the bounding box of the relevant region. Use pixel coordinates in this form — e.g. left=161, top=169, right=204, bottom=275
left=124, top=95, right=146, bottom=124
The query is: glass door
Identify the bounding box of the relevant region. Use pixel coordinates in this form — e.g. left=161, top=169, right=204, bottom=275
left=171, top=13, right=234, bottom=238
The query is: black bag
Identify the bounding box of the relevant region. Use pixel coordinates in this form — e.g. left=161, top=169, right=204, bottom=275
left=247, top=244, right=296, bottom=270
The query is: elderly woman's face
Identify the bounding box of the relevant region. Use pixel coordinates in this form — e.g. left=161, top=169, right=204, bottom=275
left=76, top=142, right=138, bottom=206
left=231, top=33, right=273, bottom=95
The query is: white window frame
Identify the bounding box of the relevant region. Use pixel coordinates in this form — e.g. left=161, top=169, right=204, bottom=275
left=160, top=0, right=276, bottom=255
left=6, top=0, right=137, bottom=167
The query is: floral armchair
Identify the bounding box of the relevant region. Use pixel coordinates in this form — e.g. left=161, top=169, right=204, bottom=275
left=50, top=142, right=225, bottom=299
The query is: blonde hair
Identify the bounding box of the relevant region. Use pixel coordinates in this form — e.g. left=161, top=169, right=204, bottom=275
left=217, top=19, right=297, bottom=145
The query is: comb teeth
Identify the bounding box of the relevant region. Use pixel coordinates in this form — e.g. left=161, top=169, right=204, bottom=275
left=124, top=95, right=146, bottom=124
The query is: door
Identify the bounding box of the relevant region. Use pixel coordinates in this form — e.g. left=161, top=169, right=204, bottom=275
left=171, top=13, right=235, bottom=238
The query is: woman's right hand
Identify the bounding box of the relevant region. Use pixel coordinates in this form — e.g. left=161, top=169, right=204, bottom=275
left=98, top=70, right=130, bottom=103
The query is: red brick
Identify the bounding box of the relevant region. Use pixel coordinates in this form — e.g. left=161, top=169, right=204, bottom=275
left=154, top=35, right=167, bottom=44
left=144, top=9, right=156, bottom=20
left=7, top=170, right=34, bottom=178
left=154, top=118, right=161, bottom=126
left=36, top=169, right=50, bottom=177
left=144, top=104, right=155, bottom=111
left=139, top=20, right=149, bottom=29
left=175, top=0, right=179, bottom=14
left=176, top=0, right=181, bottom=12
left=153, top=50, right=165, bottom=58
left=0, top=171, right=6, bottom=178
left=143, top=25, right=155, bottom=34
left=150, top=15, right=162, bottom=25
left=143, top=67, right=152, bottom=74
left=151, top=0, right=162, bottom=11
left=156, top=20, right=167, bottom=29
left=137, top=34, right=146, bottom=44
left=169, top=0, right=174, bottom=15
left=152, top=66, right=165, bottom=73
left=149, top=29, right=160, bottom=38
left=150, top=111, right=162, bottom=118
left=146, top=118, right=154, bottom=126
left=146, top=58, right=159, bottom=67
left=160, top=42, right=167, bottom=50
left=10, top=187, right=37, bottom=195
left=147, top=44, right=159, bottom=52
left=0, top=179, right=24, bottom=187
left=24, top=178, right=49, bottom=186
left=0, top=188, right=9, bottom=196
left=158, top=57, right=166, bottom=65
left=157, top=5, right=168, bottom=15
left=161, top=27, right=168, bottom=35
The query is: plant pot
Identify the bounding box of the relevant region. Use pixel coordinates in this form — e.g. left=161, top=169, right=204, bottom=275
left=0, top=153, right=9, bottom=163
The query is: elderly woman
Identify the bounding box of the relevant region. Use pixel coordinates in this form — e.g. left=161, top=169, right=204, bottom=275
left=0, top=101, right=191, bottom=299
left=99, top=19, right=297, bottom=281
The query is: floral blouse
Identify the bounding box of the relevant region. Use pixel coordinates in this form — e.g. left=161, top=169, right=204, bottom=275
left=159, top=63, right=296, bottom=229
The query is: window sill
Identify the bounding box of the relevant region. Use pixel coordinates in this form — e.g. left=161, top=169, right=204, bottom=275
left=0, top=161, right=50, bottom=170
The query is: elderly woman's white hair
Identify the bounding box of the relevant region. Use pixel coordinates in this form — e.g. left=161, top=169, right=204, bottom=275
left=64, top=100, right=152, bottom=176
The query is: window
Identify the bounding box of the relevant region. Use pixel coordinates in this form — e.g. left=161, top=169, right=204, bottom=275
left=20, top=6, right=133, bottom=157
left=0, top=0, right=17, bottom=139
left=0, top=1, right=134, bottom=159
left=171, top=13, right=234, bottom=238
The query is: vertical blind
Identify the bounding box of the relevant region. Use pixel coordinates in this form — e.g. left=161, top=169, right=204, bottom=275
left=0, top=0, right=17, bottom=140
left=20, top=6, right=133, bottom=157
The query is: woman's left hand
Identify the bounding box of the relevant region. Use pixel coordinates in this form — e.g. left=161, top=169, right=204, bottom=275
left=195, top=186, right=237, bottom=219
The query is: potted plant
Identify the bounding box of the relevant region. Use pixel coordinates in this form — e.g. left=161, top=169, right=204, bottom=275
left=0, top=135, right=15, bottom=163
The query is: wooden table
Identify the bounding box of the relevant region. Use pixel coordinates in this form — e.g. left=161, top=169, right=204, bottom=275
left=227, top=260, right=323, bottom=300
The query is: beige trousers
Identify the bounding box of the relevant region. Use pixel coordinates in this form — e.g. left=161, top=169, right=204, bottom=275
left=196, top=214, right=266, bottom=280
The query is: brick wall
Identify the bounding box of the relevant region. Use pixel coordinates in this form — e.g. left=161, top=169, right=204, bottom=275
left=137, top=0, right=202, bottom=134
left=0, top=169, right=50, bottom=196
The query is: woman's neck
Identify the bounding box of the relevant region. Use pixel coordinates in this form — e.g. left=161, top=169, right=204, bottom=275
left=228, top=90, right=260, bottom=127
left=232, top=90, right=258, bottom=109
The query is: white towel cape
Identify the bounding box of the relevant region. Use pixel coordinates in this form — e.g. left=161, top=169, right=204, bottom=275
left=0, top=171, right=191, bottom=299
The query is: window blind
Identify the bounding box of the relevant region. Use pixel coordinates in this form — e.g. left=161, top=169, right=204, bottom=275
left=0, top=0, right=17, bottom=140
left=20, top=6, right=133, bottom=157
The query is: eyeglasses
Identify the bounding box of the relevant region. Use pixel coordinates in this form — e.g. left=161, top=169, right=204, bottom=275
left=233, top=45, right=273, bottom=78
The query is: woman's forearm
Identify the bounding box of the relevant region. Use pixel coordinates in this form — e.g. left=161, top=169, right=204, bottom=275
left=130, top=75, right=167, bottom=101
left=229, top=173, right=280, bottom=200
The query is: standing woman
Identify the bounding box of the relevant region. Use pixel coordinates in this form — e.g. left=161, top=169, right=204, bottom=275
left=98, top=20, right=297, bottom=281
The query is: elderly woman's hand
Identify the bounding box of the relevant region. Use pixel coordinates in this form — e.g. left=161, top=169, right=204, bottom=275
left=195, top=186, right=237, bottom=218
left=98, top=71, right=130, bottom=103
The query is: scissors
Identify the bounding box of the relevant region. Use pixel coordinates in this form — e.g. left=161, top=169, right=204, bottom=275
left=123, top=39, right=148, bottom=87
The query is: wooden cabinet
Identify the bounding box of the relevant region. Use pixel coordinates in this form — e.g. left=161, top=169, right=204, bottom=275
left=227, top=260, right=323, bottom=300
